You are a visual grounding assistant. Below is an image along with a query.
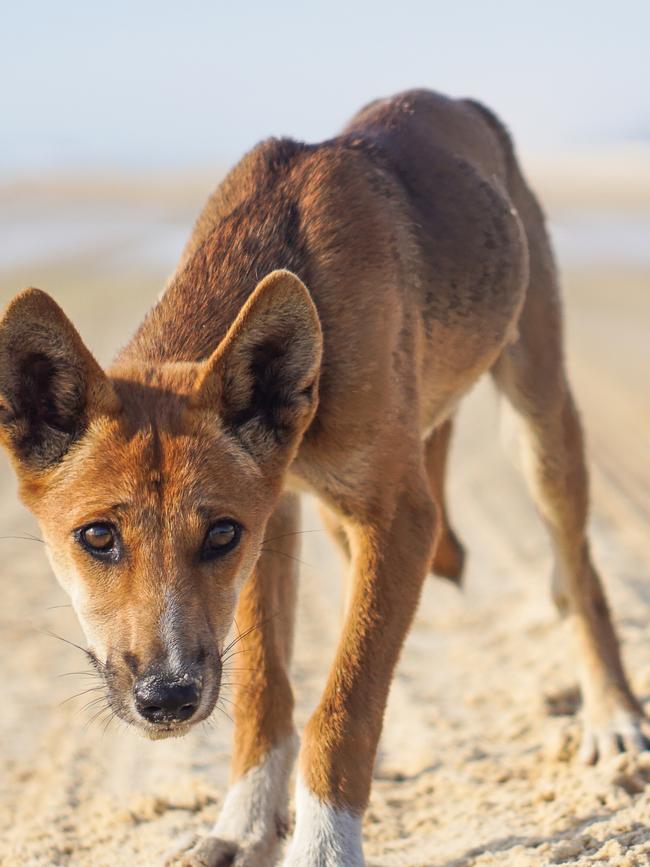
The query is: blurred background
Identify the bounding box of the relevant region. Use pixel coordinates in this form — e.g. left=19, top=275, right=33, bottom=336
left=2, top=0, right=650, bottom=314
left=1, top=3, right=650, bottom=865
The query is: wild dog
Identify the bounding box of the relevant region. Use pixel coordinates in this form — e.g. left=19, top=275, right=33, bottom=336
left=0, top=90, right=647, bottom=867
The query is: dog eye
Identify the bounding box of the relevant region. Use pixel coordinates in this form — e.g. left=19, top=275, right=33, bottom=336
left=202, top=519, right=241, bottom=560
left=78, top=523, right=119, bottom=559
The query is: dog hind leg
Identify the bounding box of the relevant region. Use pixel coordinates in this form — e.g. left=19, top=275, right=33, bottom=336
left=424, top=417, right=466, bottom=584
left=492, top=284, right=649, bottom=763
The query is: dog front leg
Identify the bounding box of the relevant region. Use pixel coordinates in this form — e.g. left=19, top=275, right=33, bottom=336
left=172, top=493, right=300, bottom=867
left=282, top=480, right=436, bottom=866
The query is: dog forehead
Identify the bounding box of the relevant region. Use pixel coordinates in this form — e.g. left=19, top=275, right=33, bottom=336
left=78, top=417, right=256, bottom=500
left=27, top=413, right=250, bottom=527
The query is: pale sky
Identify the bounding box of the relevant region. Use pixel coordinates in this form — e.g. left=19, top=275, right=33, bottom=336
left=1, top=0, right=648, bottom=174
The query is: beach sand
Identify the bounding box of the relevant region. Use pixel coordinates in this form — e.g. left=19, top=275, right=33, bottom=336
left=0, top=174, right=649, bottom=866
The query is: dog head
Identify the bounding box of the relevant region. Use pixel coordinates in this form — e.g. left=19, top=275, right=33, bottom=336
left=0, top=270, right=321, bottom=738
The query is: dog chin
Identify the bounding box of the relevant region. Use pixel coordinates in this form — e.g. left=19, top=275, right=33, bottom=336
left=130, top=706, right=217, bottom=740
left=140, top=722, right=194, bottom=741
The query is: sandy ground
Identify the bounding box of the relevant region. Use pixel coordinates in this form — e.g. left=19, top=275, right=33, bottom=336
left=0, top=189, right=649, bottom=866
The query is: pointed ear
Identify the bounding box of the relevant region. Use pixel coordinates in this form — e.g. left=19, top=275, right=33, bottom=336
left=0, top=288, right=119, bottom=470
left=192, top=270, right=322, bottom=461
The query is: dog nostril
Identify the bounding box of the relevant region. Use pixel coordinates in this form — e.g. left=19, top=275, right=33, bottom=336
left=134, top=680, right=200, bottom=724
left=178, top=703, right=196, bottom=721
left=140, top=703, right=164, bottom=721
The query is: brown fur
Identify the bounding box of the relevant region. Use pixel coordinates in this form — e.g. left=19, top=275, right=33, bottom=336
left=1, top=90, right=646, bottom=864
left=229, top=492, right=300, bottom=780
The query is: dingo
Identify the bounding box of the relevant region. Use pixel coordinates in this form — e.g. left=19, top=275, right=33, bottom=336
left=1, top=90, right=647, bottom=867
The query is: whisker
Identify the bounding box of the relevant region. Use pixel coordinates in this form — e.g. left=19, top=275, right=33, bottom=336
left=218, top=694, right=244, bottom=713
left=222, top=621, right=262, bottom=657
left=0, top=534, right=44, bottom=544
left=219, top=682, right=257, bottom=695
left=220, top=648, right=251, bottom=665
left=57, top=671, right=102, bottom=680
left=260, top=547, right=312, bottom=569
left=261, top=528, right=325, bottom=545
left=219, top=614, right=286, bottom=671
left=84, top=704, right=113, bottom=731
left=76, top=698, right=110, bottom=720
left=221, top=611, right=282, bottom=657
left=200, top=714, right=217, bottom=734
left=101, top=711, right=117, bottom=739
left=220, top=676, right=256, bottom=686
left=60, top=685, right=105, bottom=707
left=41, top=629, right=90, bottom=657
left=219, top=677, right=256, bottom=687
left=214, top=702, right=234, bottom=725
left=79, top=696, right=109, bottom=713
left=227, top=616, right=244, bottom=660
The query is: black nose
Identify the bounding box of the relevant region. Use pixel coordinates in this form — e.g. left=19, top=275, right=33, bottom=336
left=134, top=677, right=200, bottom=724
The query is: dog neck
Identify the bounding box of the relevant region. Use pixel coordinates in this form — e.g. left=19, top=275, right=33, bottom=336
left=115, top=142, right=309, bottom=370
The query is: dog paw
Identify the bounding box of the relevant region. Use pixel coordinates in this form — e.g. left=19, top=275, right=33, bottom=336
left=579, top=710, right=650, bottom=765
left=166, top=833, right=287, bottom=867
left=165, top=836, right=238, bottom=867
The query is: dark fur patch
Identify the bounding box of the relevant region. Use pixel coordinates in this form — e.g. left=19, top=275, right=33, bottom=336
left=224, top=338, right=304, bottom=446
left=7, top=351, right=86, bottom=467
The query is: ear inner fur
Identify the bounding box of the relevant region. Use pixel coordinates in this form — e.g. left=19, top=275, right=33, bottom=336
left=0, top=287, right=119, bottom=468
left=191, top=270, right=322, bottom=457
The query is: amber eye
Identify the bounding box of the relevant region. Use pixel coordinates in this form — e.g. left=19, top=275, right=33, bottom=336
left=77, top=523, right=119, bottom=560
left=202, top=519, right=241, bottom=560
